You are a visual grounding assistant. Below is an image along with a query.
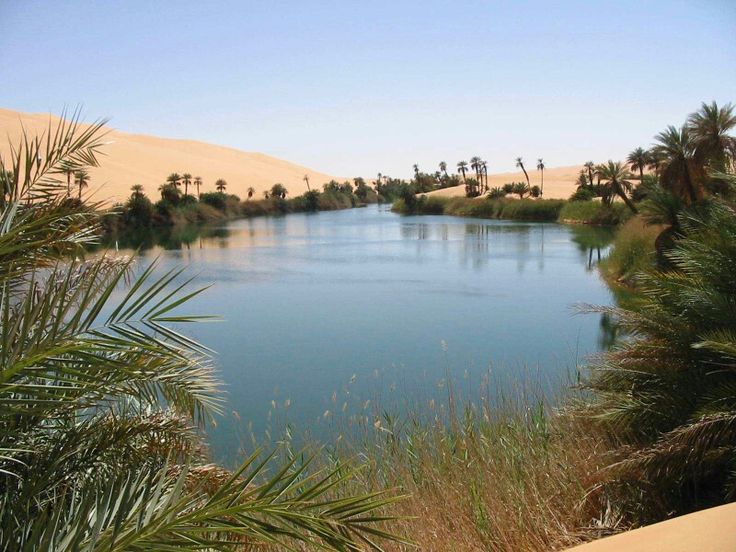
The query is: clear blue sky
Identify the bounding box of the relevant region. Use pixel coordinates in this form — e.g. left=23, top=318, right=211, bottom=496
left=1, top=0, right=734, bottom=178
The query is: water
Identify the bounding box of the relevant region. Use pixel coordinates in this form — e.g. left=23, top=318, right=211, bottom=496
left=115, top=205, right=616, bottom=464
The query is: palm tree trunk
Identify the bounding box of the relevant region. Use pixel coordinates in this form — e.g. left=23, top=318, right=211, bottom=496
left=540, top=169, right=544, bottom=197
left=616, top=184, right=638, bottom=213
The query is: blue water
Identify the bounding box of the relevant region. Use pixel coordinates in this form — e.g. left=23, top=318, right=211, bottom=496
left=120, top=205, right=615, bottom=463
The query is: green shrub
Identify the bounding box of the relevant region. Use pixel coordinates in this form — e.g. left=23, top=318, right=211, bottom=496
left=570, top=188, right=595, bottom=201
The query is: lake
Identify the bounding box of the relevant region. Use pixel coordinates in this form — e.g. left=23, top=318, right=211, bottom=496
left=116, top=205, right=616, bottom=464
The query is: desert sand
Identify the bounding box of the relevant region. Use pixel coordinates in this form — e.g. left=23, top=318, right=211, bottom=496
left=1, top=107, right=586, bottom=204
left=0, top=108, right=343, bottom=204
left=566, top=502, right=736, bottom=552
left=424, top=165, right=584, bottom=200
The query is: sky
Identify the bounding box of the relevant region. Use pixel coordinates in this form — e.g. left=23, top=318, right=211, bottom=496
left=1, top=0, right=735, bottom=178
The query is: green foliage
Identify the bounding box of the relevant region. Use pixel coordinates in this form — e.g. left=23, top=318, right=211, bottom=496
left=512, top=182, right=531, bottom=199
left=558, top=200, right=630, bottom=225
left=599, top=216, right=661, bottom=283
left=570, top=187, right=595, bottom=202
left=583, top=195, right=736, bottom=519
left=488, top=186, right=506, bottom=199
left=394, top=196, right=565, bottom=221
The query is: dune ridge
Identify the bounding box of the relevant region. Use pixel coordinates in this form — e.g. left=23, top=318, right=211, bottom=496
left=1, top=107, right=584, bottom=204
left=0, top=108, right=344, bottom=204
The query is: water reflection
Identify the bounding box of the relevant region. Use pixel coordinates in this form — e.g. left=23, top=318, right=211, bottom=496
left=568, top=225, right=616, bottom=271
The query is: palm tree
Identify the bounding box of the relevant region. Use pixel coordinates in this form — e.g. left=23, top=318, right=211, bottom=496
left=412, top=164, right=420, bottom=181
left=481, top=160, right=488, bottom=193
left=271, top=183, right=287, bottom=199
left=247, top=186, right=255, bottom=200
left=0, top=113, right=403, bottom=552
left=515, top=157, right=530, bottom=188
left=583, top=187, right=736, bottom=517
left=512, top=181, right=530, bottom=199
left=536, top=158, right=545, bottom=197
left=626, top=147, right=649, bottom=184
left=75, top=169, right=90, bottom=199
left=457, top=161, right=468, bottom=181
left=194, top=176, right=202, bottom=198
left=181, top=173, right=192, bottom=197
left=303, top=174, right=311, bottom=191
left=439, top=161, right=448, bottom=178
left=166, top=172, right=182, bottom=190
left=215, top=178, right=227, bottom=193
left=686, top=101, right=736, bottom=173
left=470, top=156, right=482, bottom=195
left=652, top=125, right=699, bottom=203
left=583, top=161, right=596, bottom=190
left=130, top=183, right=144, bottom=199
left=62, top=164, right=75, bottom=197
left=597, top=160, right=637, bottom=213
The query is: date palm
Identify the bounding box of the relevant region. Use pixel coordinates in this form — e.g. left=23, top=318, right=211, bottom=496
left=166, top=172, right=182, bottom=190
left=303, top=173, right=310, bottom=191
left=75, top=168, right=90, bottom=199
left=457, top=160, right=468, bottom=181
left=62, top=163, right=75, bottom=197
left=627, top=147, right=649, bottom=184
left=536, top=158, right=545, bottom=197
left=130, top=183, right=144, bottom=199
left=194, top=176, right=202, bottom=198
left=182, top=172, right=192, bottom=196
left=470, top=156, right=482, bottom=195
left=0, top=113, right=404, bottom=551
left=516, top=157, right=530, bottom=188
left=439, top=161, right=448, bottom=178
left=481, top=160, right=488, bottom=193
left=597, top=160, right=637, bottom=213
left=583, top=161, right=596, bottom=190
left=686, top=101, right=736, bottom=173
left=583, top=182, right=736, bottom=516
left=215, top=178, right=227, bottom=193
left=652, top=125, right=699, bottom=203
left=247, top=186, right=255, bottom=200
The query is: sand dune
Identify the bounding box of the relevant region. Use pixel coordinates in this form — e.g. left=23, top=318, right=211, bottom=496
left=425, top=165, right=585, bottom=200
left=566, top=502, right=736, bottom=552
left=1, top=107, right=589, bottom=204
left=0, top=108, right=343, bottom=204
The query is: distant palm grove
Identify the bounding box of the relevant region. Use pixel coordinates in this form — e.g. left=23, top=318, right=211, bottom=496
left=103, top=170, right=384, bottom=238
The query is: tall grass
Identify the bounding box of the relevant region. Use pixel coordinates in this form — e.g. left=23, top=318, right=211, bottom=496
left=394, top=196, right=566, bottom=222
left=599, top=216, right=661, bottom=284
left=558, top=201, right=630, bottom=225
left=299, top=383, right=622, bottom=552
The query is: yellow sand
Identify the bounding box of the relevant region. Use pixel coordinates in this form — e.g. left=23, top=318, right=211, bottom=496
left=0, top=108, right=342, bottom=204
left=425, top=165, right=585, bottom=200
left=1, top=107, right=588, bottom=204
left=566, top=502, right=736, bottom=552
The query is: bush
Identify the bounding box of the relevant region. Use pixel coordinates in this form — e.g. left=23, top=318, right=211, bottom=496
left=570, top=188, right=595, bottom=201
